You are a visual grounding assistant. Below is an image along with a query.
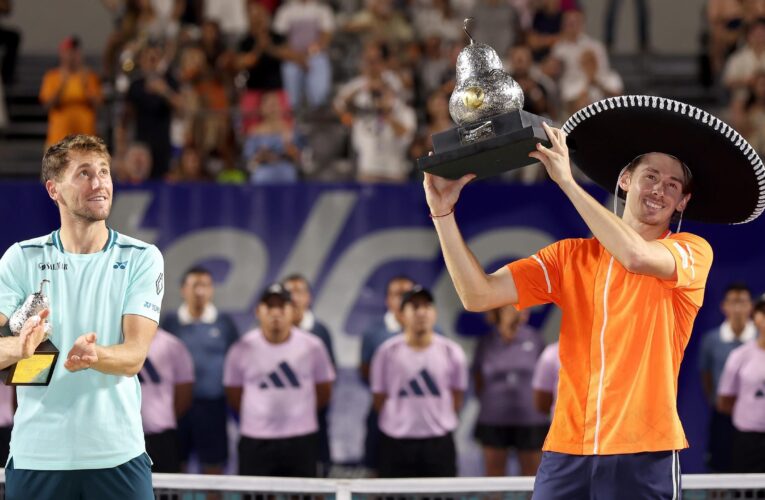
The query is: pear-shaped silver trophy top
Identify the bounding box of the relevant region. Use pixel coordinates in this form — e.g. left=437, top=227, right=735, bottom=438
left=449, top=18, right=524, bottom=125
left=9, top=279, right=51, bottom=339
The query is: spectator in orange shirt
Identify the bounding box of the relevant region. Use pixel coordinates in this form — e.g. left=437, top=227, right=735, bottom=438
left=39, top=36, right=103, bottom=147
left=424, top=96, right=764, bottom=499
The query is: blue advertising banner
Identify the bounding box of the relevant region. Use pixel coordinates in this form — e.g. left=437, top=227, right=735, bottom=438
left=1, top=180, right=763, bottom=474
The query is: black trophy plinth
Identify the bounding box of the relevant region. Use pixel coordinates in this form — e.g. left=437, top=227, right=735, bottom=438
left=1, top=339, right=59, bottom=386
left=417, top=109, right=553, bottom=180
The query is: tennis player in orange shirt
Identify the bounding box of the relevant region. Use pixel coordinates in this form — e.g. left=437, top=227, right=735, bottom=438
left=424, top=96, right=765, bottom=499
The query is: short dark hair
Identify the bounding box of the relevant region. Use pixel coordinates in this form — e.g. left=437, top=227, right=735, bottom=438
left=753, top=294, right=765, bottom=315
left=282, top=273, right=311, bottom=292
left=623, top=153, right=693, bottom=196
left=41, top=134, right=111, bottom=184
left=724, top=282, right=752, bottom=297
left=386, top=275, right=413, bottom=294
left=181, top=265, right=212, bottom=285
left=283, top=273, right=309, bottom=285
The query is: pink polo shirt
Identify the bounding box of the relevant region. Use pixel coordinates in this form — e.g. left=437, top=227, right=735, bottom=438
left=532, top=341, right=560, bottom=416
left=371, top=334, right=468, bottom=439
left=718, top=340, right=765, bottom=433
left=223, top=327, right=335, bottom=439
left=139, top=329, right=195, bottom=434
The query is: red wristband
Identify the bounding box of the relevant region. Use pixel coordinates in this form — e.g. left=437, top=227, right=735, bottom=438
left=429, top=207, right=454, bottom=218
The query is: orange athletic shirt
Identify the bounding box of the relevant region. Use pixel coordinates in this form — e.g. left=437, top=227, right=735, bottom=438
left=39, top=69, right=102, bottom=146
left=508, top=232, right=713, bottom=455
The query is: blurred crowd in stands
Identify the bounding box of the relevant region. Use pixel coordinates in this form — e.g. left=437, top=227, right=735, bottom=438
left=0, top=1, right=757, bottom=181
left=705, top=0, right=765, bottom=161
left=31, top=0, right=632, bottom=184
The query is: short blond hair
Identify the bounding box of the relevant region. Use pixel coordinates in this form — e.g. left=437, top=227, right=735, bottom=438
left=41, top=134, right=111, bottom=183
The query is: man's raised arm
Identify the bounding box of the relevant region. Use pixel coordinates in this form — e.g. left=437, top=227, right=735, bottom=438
left=425, top=172, right=519, bottom=312
left=529, top=123, right=680, bottom=280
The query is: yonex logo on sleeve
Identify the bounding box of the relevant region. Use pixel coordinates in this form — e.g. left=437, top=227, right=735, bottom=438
left=113, top=261, right=128, bottom=269
left=397, top=369, right=441, bottom=398
left=143, top=301, right=160, bottom=313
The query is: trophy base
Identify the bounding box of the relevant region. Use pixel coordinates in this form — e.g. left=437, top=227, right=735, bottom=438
left=417, top=109, right=553, bottom=180
left=2, top=339, right=59, bottom=386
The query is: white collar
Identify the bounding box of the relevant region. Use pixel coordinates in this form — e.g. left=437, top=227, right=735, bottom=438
left=300, top=310, right=316, bottom=331
left=178, top=303, right=218, bottom=325
left=719, top=320, right=757, bottom=343
left=384, top=310, right=401, bottom=334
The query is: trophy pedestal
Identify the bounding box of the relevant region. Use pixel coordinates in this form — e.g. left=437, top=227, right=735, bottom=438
left=417, top=109, right=553, bottom=180
left=2, top=339, right=59, bottom=386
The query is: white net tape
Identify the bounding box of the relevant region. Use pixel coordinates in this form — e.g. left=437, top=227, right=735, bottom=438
left=1, top=470, right=764, bottom=499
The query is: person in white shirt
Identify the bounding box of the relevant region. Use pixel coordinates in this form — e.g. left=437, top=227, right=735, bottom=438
left=723, top=20, right=765, bottom=101
left=273, top=0, right=335, bottom=109
left=334, top=43, right=417, bottom=182
left=550, top=9, right=622, bottom=113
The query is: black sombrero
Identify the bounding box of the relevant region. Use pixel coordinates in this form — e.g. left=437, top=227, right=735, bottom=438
left=562, top=95, right=765, bottom=224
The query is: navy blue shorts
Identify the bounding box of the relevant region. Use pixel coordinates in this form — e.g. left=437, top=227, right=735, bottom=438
left=145, top=429, right=181, bottom=473
left=378, top=431, right=456, bottom=478
left=238, top=432, right=318, bottom=477
left=5, top=453, right=153, bottom=500
left=363, top=407, right=380, bottom=469
left=706, top=408, right=735, bottom=472
left=177, top=397, right=228, bottom=467
left=533, top=450, right=682, bottom=500
left=474, top=422, right=549, bottom=450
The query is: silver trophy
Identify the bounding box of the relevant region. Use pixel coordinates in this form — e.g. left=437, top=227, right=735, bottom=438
left=9, top=279, right=52, bottom=338
left=4, top=279, right=59, bottom=386
left=449, top=18, right=524, bottom=127
left=417, top=18, right=552, bottom=180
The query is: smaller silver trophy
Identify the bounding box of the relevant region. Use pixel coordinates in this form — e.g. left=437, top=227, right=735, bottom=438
left=417, top=18, right=552, bottom=180
left=4, top=279, right=59, bottom=386
left=10, top=279, right=52, bottom=338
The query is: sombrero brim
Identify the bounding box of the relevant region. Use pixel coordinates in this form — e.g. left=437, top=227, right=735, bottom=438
left=562, top=95, right=765, bottom=224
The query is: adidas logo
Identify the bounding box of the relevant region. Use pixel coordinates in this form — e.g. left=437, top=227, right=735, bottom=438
left=398, top=369, right=441, bottom=398
left=137, top=358, right=161, bottom=384
left=113, top=261, right=128, bottom=270
left=259, top=361, right=301, bottom=389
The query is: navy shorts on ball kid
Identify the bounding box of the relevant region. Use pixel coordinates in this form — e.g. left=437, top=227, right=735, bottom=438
left=378, top=431, right=457, bottom=478
left=238, top=432, right=318, bottom=477
left=474, top=422, right=549, bottom=450
left=532, top=450, right=682, bottom=500
left=145, top=429, right=181, bottom=473
left=5, top=453, right=153, bottom=500
left=177, top=397, right=228, bottom=467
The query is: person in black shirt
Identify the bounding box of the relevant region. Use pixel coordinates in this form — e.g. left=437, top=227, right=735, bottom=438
left=528, top=0, right=564, bottom=61
left=235, top=3, right=303, bottom=135
left=118, top=43, right=182, bottom=179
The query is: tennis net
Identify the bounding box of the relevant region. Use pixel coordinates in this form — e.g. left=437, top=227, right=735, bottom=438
left=151, top=474, right=765, bottom=500
left=0, top=470, right=763, bottom=499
